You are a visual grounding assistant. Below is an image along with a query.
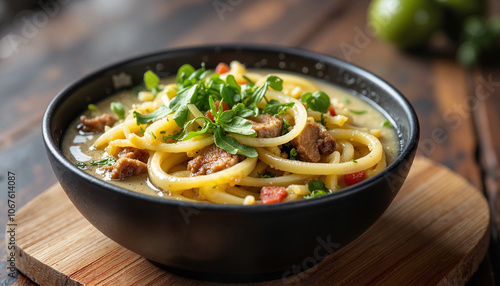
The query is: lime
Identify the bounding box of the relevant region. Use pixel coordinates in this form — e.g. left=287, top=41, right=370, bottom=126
left=368, top=0, right=443, bottom=49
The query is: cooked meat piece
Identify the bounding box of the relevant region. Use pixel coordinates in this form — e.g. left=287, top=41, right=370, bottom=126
left=249, top=113, right=283, bottom=138
left=290, top=121, right=336, bottom=163
left=77, top=113, right=117, bottom=133
left=187, top=144, right=244, bottom=176
left=101, top=158, right=147, bottom=180
left=117, top=147, right=149, bottom=163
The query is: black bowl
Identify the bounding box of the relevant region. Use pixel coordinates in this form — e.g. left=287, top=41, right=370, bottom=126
left=42, top=45, right=419, bottom=282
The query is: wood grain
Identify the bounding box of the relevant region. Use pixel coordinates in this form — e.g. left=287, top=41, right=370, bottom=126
left=12, top=156, right=490, bottom=286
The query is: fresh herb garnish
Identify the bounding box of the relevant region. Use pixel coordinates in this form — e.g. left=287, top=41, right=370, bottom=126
left=258, top=171, right=276, bottom=178
left=140, top=126, right=145, bottom=134
left=133, top=65, right=288, bottom=158
left=90, top=158, right=116, bottom=167
left=281, top=119, right=291, bottom=135
left=110, top=102, right=125, bottom=119
left=304, top=179, right=332, bottom=199
left=144, top=70, right=159, bottom=90
left=382, top=120, right=392, bottom=127
left=76, top=162, right=86, bottom=168
left=349, top=109, right=366, bottom=115
left=214, top=125, right=258, bottom=157
left=351, top=159, right=358, bottom=163
left=344, top=98, right=350, bottom=104
left=88, top=104, right=99, bottom=112
left=263, top=99, right=294, bottom=116
left=144, top=70, right=162, bottom=96
left=246, top=76, right=283, bottom=116
left=301, top=91, right=331, bottom=113
left=316, top=113, right=327, bottom=127
left=134, top=105, right=170, bottom=125
left=149, top=131, right=156, bottom=139
left=289, top=148, right=298, bottom=160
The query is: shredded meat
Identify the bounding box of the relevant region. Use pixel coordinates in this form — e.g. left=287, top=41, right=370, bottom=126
left=187, top=144, right=244, bottom=176
left=249, top=113, right=283, bottom=138
left=101, top=158, right=147, bottom=180
left=117, top=147, right=149, bottom=163
left=290, top=121, right=336, bottom=163
left=77, top=113, right=117, bottom=133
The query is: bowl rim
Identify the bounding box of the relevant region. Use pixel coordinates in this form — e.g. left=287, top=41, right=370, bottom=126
left=42, top=43, right=419, bottom=213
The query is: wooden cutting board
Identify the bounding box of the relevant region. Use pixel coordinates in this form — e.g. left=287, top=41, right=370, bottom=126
left=11, top=156, right=490, bottom=285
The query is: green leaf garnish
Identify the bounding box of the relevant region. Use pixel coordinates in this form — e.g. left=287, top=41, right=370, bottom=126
left=281, top=119, right=291, bottom=135
left=304, top=179, right=332, bottom=199
left=88, top=104, right=99, bottom=112
left=349, top=109, right=366, bottom=115
left=344, top=98, right=350, bottom=104
left=246, top=76, right=284, bottom=108
left=110, top=102, right=125, bottom=119
left=90, top=157, right=116, bottom=167
left=301, top=91, right=331, bottom=114
left=76, top=162, right=86, bottom=168
left=289, top=148, right=298, bottom=160
left=134, top=104, right=170, bottom=125
left=382, top=120, right=392, bottom=127
left=214, top=127, right=257, bottom=157
left=351, top=159, right=358, bottom=163
left=263, top=100, right=295, bottom=116
left=144, top=70, right=160, bottom=91
left=258, top=171, right=276, bottom=178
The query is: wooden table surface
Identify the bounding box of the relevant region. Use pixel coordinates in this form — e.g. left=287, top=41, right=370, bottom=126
left=0, top=0, right=499, bottom=285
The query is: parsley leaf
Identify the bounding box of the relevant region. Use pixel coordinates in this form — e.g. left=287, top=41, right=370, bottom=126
left=134, top=104, right=170, bottom=125
left=214, top=126, right=257, bottom=157
left=110, top=102, right=125, bottom=119
left=263, top=100, right=295, bottom=116
left=382, top=120, right=392, bottom=127
left=349, top=109, right=366, bottom=115
left=76, top=162, right=86, bottom=168
left=258, top=171, right=276, bottom=178
left=289, top=148, right=298, bottom=160
left=88, top=104, right=99, bottom=112
left=219, top=116, right=256, bottom=136
left=301, top=91, right=331, bottom=113
left=169, top=84, right=199, bottom=127
left=304, top=179, right=332, bottom=199
left=90, top=157, right=116, bottom=167
left=144, top=70, right=160, bottom=91
left=281, top=119, right=291, bottom=135
left=246, top=76, right=284, bottom=111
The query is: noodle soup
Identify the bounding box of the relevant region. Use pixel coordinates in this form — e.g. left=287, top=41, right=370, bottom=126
left=62, top=61, right=399, bottom=205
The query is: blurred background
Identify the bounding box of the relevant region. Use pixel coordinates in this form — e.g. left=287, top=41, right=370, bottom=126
left=0, top=0, right=499, bottom=284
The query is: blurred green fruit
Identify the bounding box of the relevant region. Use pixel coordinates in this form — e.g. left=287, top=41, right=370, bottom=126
left=368, top=0, right=443, bottom=49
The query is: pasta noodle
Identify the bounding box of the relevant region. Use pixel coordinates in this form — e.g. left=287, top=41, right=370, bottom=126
left=63, top=61, right=398, bottom=205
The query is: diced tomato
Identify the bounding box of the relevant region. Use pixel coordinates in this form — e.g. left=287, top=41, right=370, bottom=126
left=205, top=110, right=215, bottom=121
left=343, top=171, right=366, bottom=186
left=260, top=186, right=288, bottom=204
left=328, top=105, right=336, bottom=116
left=215, top=62, right=230, bottom=74
left=217, top=101, right=230, bottom=112
left=204, top=100, right=230, bottom=121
